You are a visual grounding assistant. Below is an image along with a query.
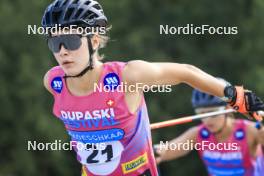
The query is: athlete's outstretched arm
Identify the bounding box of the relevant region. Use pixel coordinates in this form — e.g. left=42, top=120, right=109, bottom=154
left=154, top=127, right=198, bottom=164
left=123, top=60, right=264, bottom=119
left=123, top=60, right=226, bottom=97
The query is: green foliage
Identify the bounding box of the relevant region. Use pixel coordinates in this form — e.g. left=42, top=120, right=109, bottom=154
left=0, top=0, right=263, bottom=175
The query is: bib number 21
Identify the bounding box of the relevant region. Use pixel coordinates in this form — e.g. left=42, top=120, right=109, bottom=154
left=78, top=141, right=124, bottom=175
left=86, top=144, right=113, bottom=163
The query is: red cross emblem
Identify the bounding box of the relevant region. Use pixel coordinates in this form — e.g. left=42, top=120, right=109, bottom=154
left=106, top=99, right=114, bottom=107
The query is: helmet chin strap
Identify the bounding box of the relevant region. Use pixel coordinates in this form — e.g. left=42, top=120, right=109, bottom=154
left=64, top=36, right=94, bottom=79
left=212, top=115, right=228, bottom=135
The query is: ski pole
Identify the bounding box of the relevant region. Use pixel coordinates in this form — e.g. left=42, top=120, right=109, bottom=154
left=151, top=110, right=264, bottom=130
left=150, top=109, right=235, bottom=130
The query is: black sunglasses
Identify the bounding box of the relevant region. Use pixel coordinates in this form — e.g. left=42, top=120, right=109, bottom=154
left=47, top=34, right=85, bottom=53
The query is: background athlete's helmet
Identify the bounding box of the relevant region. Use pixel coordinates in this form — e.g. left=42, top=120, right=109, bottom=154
left=42, top=0, right=107, bottom=28
left=191, top=78, right=230, bottom=108
left=191, top=89, right=227, bottom=109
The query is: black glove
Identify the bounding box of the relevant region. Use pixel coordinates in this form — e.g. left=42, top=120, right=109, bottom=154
left=224, top=86, right=264, bottom=121
left=244, top=91, right=264, bottom=112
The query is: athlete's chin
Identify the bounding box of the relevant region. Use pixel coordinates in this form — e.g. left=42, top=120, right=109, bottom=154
left=210, top=129, right=218, bottom=133
left=209, top=127, right=223, bottom=133
left=205, top=125, right=217, bottom=132
left=61, top=67, right=81, bottom=76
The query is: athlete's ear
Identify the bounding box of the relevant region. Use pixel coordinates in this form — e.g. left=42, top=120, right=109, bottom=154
left=91, top=34, right=100, bottom=51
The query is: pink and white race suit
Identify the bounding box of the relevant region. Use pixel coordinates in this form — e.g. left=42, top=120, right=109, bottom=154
left=197, top=120, right=255, bottom=176
left=47, top=62, right=158, bottom=176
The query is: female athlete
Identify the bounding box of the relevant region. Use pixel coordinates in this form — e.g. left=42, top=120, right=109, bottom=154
left=41, top=0, right=264, bottom=175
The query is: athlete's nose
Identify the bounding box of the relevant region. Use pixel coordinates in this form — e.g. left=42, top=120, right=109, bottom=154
left=59, top=44, right=69, bottom=57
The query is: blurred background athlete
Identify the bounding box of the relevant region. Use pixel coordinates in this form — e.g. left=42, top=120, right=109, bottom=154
left=155, top=86, right=264, bottom=176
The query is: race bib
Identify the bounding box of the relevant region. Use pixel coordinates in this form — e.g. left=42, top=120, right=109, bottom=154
left=77, top=141, right=124, bottom=175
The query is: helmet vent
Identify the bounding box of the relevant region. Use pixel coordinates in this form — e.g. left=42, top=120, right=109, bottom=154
left=65, top=8, right=74, bottom=21
left=89, top=13, right=98, bottom=19
left=93, top=4, right=101, bottom=10
left=83, top=10, right=98, bottom=20
left=83, top=10, right=91, bottom=17
left=209, top=95, right=214, bottom=100
left=72, top=0, right=79, bottom=4
left=62, top=0, right=69, bottom=6
left=195, top=93, right=199, bottom=101
left=53, top=11, right=62, bottom=23
left=84, top=1, right=91, bottom=6
left=75, top=8, right=84, bottom=18
left=54, top=1, right=61, bottom=8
